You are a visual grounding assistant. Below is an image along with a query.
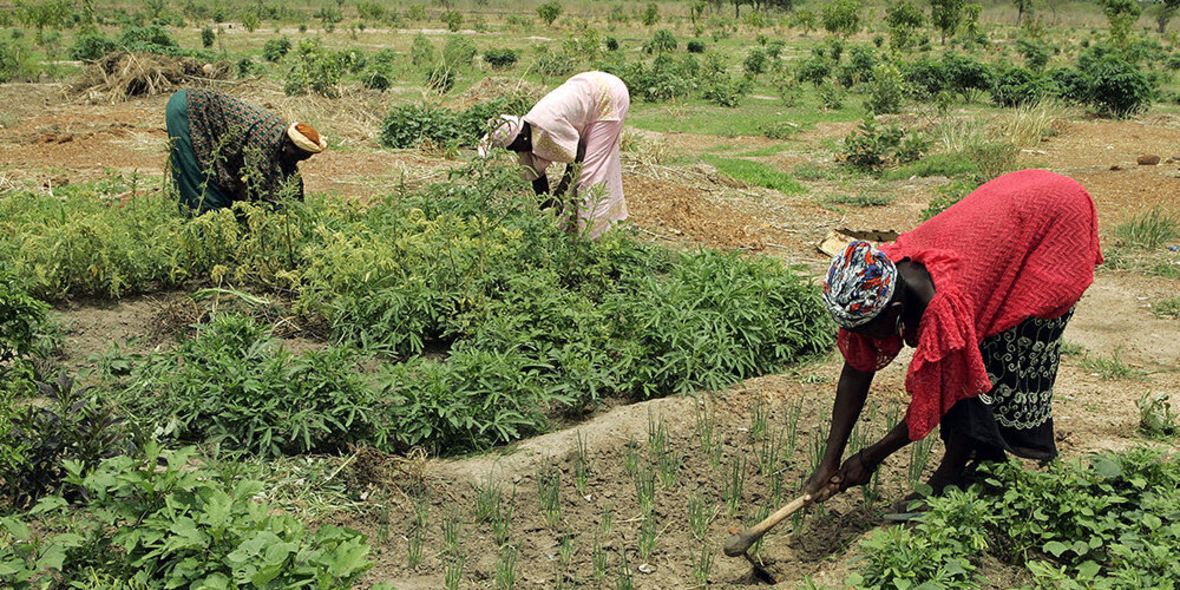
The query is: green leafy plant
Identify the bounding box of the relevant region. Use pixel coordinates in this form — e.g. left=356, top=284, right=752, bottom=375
left=123, top=314, right=383, bottom=457
left=484, top=48, right=519, bottom=69
left=262, top=36, right=291, bottom=62
left=537, top=1, right=563, bottom=26
left=1, top=444, right=372, bottom=588
left=1138, top=391, right=1179, bottom=437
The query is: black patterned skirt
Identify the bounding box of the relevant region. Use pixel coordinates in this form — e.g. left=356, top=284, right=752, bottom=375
left=940, top=309, right=1074, bottom=461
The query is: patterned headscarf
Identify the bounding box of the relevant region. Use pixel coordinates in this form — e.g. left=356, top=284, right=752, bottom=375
left=822, top=241, right=898, bottom=329
left=477, top=115, right=523, bottom=158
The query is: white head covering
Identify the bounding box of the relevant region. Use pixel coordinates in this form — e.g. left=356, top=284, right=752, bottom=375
left=477, top=115, right=523, bottom=158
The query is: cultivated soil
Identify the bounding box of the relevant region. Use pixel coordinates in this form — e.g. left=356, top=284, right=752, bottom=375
left=3, top=80, right=1177, bottom=589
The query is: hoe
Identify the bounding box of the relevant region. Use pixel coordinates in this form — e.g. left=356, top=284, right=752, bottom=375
left=722, top=493, right=812, bottom=584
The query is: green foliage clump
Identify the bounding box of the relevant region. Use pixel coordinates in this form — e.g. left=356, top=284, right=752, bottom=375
left=283, top=39, right=344, bottom=98
left=483, top=48, right=519, bottom=69
left=1085, top=57, right=1153, bottom=118
left=991, top=67, right=1052, bottom=107
left=67, top=33, right=116, bottom=61
left=200, top=25, right=215, bottom=49
left=0, top=162, right=834, bottom=456
left=687, top=39, right=706, bottom=53
left=864, top=63, right=906, bottom=114
left=0, top=445, right=373, bottom=588
left=644, top=29, right=678, bottom=54
left=0, top=37, right=37, bottom=83
left=262, top=36, right=291, bottom=62
left=885, top=1, right=926, bottom=50
left=821, top=0, right=862, bottom=37
left=537, top=1, right=563, bottom=26
left=850, top=448, right=1180, bottom=588
left=118, top=25, right=179, bottom=55
left=840, top=118, right=929, bottom=172
left=379, top=92, right=535, bottom=149
left=124, top=314, right=381, bottom=457
left=2, top=374, right=135, bottom=513
left=0, top=269, right=47, bottom=379
left=443, top=35, right=477, bottom=67
left=411, top=33, right=435, bottom=67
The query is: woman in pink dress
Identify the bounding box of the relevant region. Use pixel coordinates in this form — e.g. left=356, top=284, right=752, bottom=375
left=479, top=71, right=630, bottom=240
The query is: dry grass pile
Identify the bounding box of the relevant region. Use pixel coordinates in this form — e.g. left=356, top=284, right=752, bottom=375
left=73, top=52, right=231, bottom=102
left=445, top=76, right=545, bottom=110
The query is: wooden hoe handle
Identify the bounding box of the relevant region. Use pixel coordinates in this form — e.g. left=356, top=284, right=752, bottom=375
left=722, top=494, right=812, bottom=557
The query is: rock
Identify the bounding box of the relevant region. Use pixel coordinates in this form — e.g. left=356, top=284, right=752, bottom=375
left=1110, top=164, right=1122, bottom=171
left=1138, top=154, right=1161, bottom=166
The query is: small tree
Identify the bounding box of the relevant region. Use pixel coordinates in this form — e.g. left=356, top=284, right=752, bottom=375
left=14, top=0, right=71, bottom=44
left=1152, top=0, right=1180, bottom=34
left=929, top=0, right=965, bottom=44
left=885, top=1, right=926, bottom=50
left=792, top=9, right=818, bottom=33
left=1013, top=0, right=1034, bottom=26
left=1099, top=0, right=1142, bottom=45
left=642, top=3, right=660, bottom=26
left=201, top=26, right=216, bottom=48
left=442, top=10, right=463, bottom=32
left=537, top=2, right=563, bottom=27
left=822, top=0, right=862, bottom=38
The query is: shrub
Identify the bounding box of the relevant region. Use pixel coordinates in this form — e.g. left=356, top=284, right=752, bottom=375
left=443, top=34, right=477, bottom=67
left=283, top=39, right=343, bottom=98
left=1049, top=68, right=1088, bottom=103
left=885, top=1, right=926, bottom=49
left=0, top=269, right=47, bottom=393
left=200, top=25, right=215, bottom=48
left=818, top=80, right=846, bottom=109
left=441, top=10, right=463, bottom=32
left=605, top=36, right=619, bottom=51
left=743, top=48, right=768, bottom=76
left=0, top=37, right=36, bottom=83
left=357, top=1, right=386, bottom=21
left=991, top=67, right=1052, bottom=107
left=864, top=63, right=906, bottom=114
left=262, top=36, right=291, bottom=62
left=687, top=39, right=706, bottom=53
left=1086, top=56, right=1153, bottom=118
left=902, top=56, right=947, bottom=98
left=124, top=314, right=383, bottom=457
left=379, top=104, right=462, bottom=148
left=642, top=2, right=660, bottom=26
left=118, top=25, right=179, bottom=55
left=840, top=117, right=927, bottom=171
left=644, top=29, right=677, bottom=54
left=483, top=48, right=518, bottom=69
left=362, top=65, right=392, bottom=90
left=822, top=0, right=862, bottom=37
left=795, top=54, right=832, bottom=85
left=537, top=1, right=563, bottom=26
left=942, top=52, right=993, bottom=95
left=701, top=73, right=750, bottom=107
left=1016, top=38, right=1051, bottom=71
left=67, top=33, right=115, bottom=61
left=2, top=373, right=136, bottom=512
left=410, top=33, right=435, bottom=67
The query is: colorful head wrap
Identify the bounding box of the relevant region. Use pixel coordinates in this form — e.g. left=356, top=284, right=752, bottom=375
left=287, top=122, right=328, bottom=153
left=477, top=115, right=523, bottom=158
left=822, top=241, right=898, bottom=329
